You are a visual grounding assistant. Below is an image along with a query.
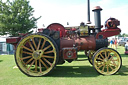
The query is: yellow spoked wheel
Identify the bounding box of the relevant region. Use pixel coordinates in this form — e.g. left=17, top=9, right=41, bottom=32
left=15, top=34, right=59, bottom=76
left=88, top=50, right=95, bottom=65
left=93, top=48, right=122, bottom=75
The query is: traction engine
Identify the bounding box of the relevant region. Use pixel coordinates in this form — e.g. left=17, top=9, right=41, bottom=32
left=6, top=0, right=122, bottom=76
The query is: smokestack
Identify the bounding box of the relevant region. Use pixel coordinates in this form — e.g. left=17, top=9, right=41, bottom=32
left=92, top=6, right=102, bottom=33
left=87, top=0, right=91, bottom=24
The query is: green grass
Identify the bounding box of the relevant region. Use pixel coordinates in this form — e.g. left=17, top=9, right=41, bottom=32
left=0, top=46, right=128, bottom=85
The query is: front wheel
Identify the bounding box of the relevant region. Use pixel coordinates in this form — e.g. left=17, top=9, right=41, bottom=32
left=15, top=34, right=59, bottom=76
left=92, top=48, right=122, bottom=75
left=87, top=50, right=95, bottom=65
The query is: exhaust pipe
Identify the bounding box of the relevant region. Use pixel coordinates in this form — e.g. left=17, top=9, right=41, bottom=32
left=86, top=0, right=91, bottom=24
left=92, top=6, right=102, bottom=33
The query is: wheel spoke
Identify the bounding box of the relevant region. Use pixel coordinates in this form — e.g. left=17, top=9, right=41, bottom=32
left=111, top=59, right=118, bottom=67
left=44, top=50, right=54, bottom=54
left=107, top=65, right=109, bottom=73
left=107, top=52, right=111, bottom=59
left=109, top=65, right=114, bottom=70
left=110, top=62, right=113, bottom=64
left=32, top=38, right=37, bottom=49
left=97, top=57, right=104, bottom=61
left=112, top=59, right=118, bottom=61
left=22, top=51, right=32, bottom=55
left=109, top=55, right=115, bottom=61
left=95, top=61, right=103, bottom=65
left=43, top=58, right=52, bottom=66
left=101, top=64, right=105, bottom=72
left=42, top=55, right=54, bottom=59
left=27, top=60, right=35, bottom=71
left=35, top=60, right=37, bottom=71
left=105, top=50, right=107, bottom=58
left=28, top=41, right=35, bottom=51
left=25, top=58, right=33, bottom=65
left=111, top=63, right=117, bottom=67
left=111, top=58, right=117, bottom=63
left=99, top=53, right=105, bottom=59
left=39, top=59, right=49, bottom=69
left=22, top=45, right=33, bottom=52
left=98, top=63, right=104, bottom=69
left=39, top=61, right=42, bottom=73
left=37, top=38, right=42, bottom=50
left=41, top=40, right=46, bottom=49
left=20, top=56, right=32, bottom=60
left=43, top=45, right=52, bottom=51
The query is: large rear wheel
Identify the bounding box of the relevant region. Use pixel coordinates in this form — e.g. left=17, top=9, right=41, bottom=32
left=15, top=34, right=59, bottom=76
left=93, top=48, right=122, bottom=75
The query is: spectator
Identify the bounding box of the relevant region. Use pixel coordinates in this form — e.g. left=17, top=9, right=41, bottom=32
left=125, top=40, right=128, bottom=54
left=110, top=39, right=114, bottom=48
left=114, top=38, right=118, bottom=50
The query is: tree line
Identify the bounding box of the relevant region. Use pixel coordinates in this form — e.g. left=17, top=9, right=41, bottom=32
left=118, top=33, right=128, bottom=37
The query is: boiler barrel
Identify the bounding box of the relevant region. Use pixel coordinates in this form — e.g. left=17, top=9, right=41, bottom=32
left=60, top=36, right=96, bottom=51
left=60, top=36, right=108, bottom=51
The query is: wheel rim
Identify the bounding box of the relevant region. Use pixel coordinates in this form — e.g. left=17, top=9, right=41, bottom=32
left=15, top=34, right=57, bottom=76
left=93, top=48, right=121, bottom=75
left=88, top=50, right=95, bottom=65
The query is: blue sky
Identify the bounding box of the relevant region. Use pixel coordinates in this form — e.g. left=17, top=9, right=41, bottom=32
left=29, top=0, right=128, bottom=34
left=3, top=0, right=127, bottom=34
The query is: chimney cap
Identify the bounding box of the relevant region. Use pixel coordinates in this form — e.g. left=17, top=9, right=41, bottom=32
left=86, top=21, right=91, bottom=24
left=92, top=6, right=102, bottom=11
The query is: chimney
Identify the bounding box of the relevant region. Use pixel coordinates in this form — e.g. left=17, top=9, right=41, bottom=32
left=92, top=6, right=102, bottom=33
left=86, top=0, right=91, bottom=24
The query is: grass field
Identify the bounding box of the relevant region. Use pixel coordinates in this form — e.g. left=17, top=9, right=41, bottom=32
left=0, top=46, right=128, bottom=85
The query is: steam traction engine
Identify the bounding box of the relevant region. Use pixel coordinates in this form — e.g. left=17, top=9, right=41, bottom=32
left=6, top=0, right=122, bottom=76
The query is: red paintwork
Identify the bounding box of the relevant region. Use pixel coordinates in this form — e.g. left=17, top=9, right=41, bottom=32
left=60, top=36, right=96, bottom=51
left=6, top=37, right=21, bottom=44
left=96, top=28, right=121, bottom=39
left=105, top=18, right=120, bottom=29
left=93, top=6, right=102, bottom=11
left=6, top=37, right=21, bottom=49
left=63, top=47, right=77, bottom=59
left=125, top=51, right=128, bottom=55
left=47, top=23, right=66, bottom=37
left=6, top=33, right=28, bottom=49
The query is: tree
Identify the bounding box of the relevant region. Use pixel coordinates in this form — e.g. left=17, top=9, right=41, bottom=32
left=0, top=0, right=41, bottom=36
left=117, top=33, right=128, bottom=37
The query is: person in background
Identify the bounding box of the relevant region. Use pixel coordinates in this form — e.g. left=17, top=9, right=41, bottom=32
left=114, top=38, right=118, bottom=50
left=110, top=39, right=114, bottom=48
left=125, top=40, right=128, bottom=54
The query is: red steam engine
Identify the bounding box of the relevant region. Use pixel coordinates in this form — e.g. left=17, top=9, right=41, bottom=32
left=6, top=0, right=122, bottom=76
